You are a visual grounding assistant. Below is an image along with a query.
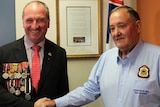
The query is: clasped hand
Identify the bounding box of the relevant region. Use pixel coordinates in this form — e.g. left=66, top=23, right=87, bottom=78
left=34, top=97, right=56, bottom=107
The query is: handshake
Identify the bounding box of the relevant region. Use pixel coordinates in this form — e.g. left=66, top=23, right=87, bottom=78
left=34, top=97, right=56, bottom=107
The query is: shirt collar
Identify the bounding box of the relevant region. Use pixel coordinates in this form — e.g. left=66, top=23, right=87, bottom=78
left=24, top=35, right=45, bottom=49
left=117, top=39, right=144, bottom=64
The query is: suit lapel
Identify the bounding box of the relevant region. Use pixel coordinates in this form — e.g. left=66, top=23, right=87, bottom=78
left=14, top=38, right=28, bottom=62
left=38, top=39, right=56, bottom=92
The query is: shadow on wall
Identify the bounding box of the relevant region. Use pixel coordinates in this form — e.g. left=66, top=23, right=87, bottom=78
left=0, top=1, right=16, bottom=46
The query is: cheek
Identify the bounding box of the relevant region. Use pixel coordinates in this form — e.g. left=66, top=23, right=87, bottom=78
left=39, top=22, right=49, bottom=27
left=110, top=32, right=116, bottom=41
left=23, top=23, right=30, bottom=29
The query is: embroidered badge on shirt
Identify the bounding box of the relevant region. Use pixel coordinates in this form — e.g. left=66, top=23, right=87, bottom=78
left=138, top=65, right=150, bottom=78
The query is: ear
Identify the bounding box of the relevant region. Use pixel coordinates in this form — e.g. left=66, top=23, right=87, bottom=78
left=136, top=20, right=141, bottom=33
left=47, top=20, right=50, bottom=28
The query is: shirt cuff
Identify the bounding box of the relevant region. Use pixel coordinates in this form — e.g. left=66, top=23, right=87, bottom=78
left=55, top=95, right=68, bottom=107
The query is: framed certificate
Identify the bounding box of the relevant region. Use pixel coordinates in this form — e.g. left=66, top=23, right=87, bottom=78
left=57, top=0, right=102, bottom=58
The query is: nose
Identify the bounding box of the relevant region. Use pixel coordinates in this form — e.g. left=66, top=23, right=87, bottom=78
left=31, top=20, right=39, bottom=29
left=113, top=27, right=121, bottom=36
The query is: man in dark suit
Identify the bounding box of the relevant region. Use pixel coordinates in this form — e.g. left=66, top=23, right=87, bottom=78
left=0, top=1, right=69, bottom=107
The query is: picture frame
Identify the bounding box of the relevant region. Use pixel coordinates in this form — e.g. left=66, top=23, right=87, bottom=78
left=15, top=0, right=58, bottom=43
left=57, top=0, right=103, bottom=58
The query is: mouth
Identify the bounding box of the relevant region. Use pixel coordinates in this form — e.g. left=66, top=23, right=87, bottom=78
left=30, top=30, right=41, bottom=36
left=115, top=37, right=125, bottom=41
left=31, top=30, right=39, bottom=33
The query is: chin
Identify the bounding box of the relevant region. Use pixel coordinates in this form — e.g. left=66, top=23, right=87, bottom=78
left=117, top=45, right=126, bottom=50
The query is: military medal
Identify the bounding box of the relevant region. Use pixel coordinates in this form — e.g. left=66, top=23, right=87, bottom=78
left=24, top=72, right=31, bottom=100
left=16, top=72, right=22, bottom=79
left=14, top=79, right=21, bottom=96
left=2, top=63, right=9, bottom=79
left=3, top=63, right=9, bottom=71
left=21, top=72, right=27, bottom=79
left=20, top=86, right=25, bottom=92
left=20, top=78, right=25, bottom=92
left=25, top=93, right=31, bottom=100
left=9, top=87, right=15, bottom=93
left=2, top=72, right=8, bottom=79
left=10, top=63, right=18, bottom=72
left=138, top=65, right=150, bottom=78
left=3, top=62, right=32, bottom=99
left=15, top=89, right=21, bottom=96
left=9, top=73, right=14, bottom=79
left=9, top=79, right=15, bottom=93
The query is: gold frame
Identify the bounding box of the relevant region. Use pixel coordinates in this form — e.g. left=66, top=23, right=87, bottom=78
left=57, top=0, right=103, bottom=58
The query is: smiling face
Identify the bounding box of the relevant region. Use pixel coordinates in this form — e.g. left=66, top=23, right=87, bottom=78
left=109, top=8, right=141, bottom=57
left=22, top=2, right=50, bottom=44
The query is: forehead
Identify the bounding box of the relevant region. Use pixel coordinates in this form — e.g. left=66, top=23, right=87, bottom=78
left=23, top=3, right=47, bottom=17
left=109, top=8, right=131, bottom=23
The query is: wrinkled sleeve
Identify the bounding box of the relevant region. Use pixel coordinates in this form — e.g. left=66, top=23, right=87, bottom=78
left=55, top=54, right=107, bottom=107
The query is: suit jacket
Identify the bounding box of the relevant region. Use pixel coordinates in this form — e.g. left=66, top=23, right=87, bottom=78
left=0, top=37, right=69, bottom=107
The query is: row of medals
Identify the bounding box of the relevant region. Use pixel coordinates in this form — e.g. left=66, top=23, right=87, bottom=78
left=2, top=63, right=31, bottom=100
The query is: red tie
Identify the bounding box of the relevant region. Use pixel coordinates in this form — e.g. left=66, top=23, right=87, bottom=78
left=31, top=45, right=41, bottom=92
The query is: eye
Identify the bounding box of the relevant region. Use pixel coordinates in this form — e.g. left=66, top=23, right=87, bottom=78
left=37, top=18, right=46, bottom=23
left=110, top=26, right=115, bottom=32
left=118, top=23, right=126, bottom=29
left=26, top=19, right=33, bottom=23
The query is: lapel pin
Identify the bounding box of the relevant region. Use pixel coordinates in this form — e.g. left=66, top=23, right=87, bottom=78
left=48, top=52, right=52, bottom=60
left=48, top=52, right=52, bottom=57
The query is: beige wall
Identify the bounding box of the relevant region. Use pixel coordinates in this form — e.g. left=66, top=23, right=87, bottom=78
left=68, top=0, right=137, bottom=107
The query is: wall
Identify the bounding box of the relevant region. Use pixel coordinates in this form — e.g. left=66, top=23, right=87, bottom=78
left=0, top=0, right=136, bottom=107
left=137, top=0, right=160, bottom=46
left=0, top=0, right=15, bottom=46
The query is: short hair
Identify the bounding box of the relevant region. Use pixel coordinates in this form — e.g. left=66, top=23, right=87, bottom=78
left=110, top=5, right=140, bottom=21
left=22, top=0, right=50, bottom=20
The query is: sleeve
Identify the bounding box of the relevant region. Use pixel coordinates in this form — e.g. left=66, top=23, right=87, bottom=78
left=55, top=56, right=104, bottom=107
